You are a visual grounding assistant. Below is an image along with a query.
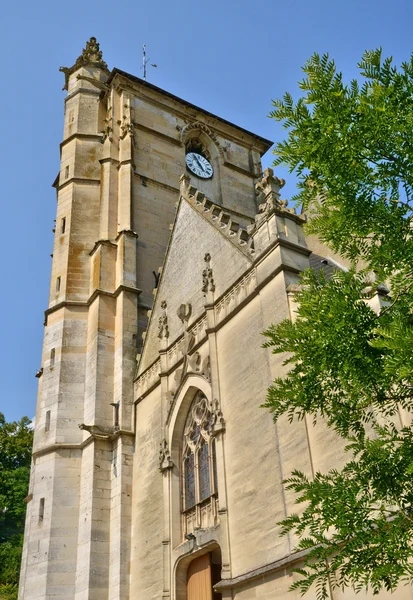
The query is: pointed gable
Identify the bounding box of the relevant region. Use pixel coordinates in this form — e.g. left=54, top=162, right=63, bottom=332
left=138, top=176, right=256, bottom=373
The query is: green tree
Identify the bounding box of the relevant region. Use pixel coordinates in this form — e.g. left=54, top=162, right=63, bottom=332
left=0, top=414, right=33, bottom=600
left=264, top=49, right=413, bottom=598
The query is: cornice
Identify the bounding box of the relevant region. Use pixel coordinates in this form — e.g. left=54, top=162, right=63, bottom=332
left=64, top=87, right=102, bottom=102
left=223, top=160, right=259, bottom=179
left=44, top=284, right=142, bottom=323
left=133, top=171, right=180, bottom=195
left=32, top=429, right=135, bottom=461
left=60, top=132, right=104, bottom=151
left=57, top=176, right=101, bottom=192
left=108, top=70, right=273, bottom=154
left=133, top=122, right=183, bottom=147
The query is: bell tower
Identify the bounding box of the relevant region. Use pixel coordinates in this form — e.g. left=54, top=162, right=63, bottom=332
left=19, top=37, right=272, bottom=600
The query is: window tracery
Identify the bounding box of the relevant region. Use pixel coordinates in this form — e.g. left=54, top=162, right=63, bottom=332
left=181, top=392, right=219, bottom=536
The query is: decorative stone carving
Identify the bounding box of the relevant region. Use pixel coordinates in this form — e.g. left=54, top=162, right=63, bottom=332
left=209, top=398, right=225, bottom=434
left=202, top=253, right=215, bottom=294
left=177, top=303, right=192, bottom=325
left=119, top=97, right=134, bottom=140
left=78, top=423, right=114, bottom=439
left=249, top=168, right=299, bottom=233
left=201, top=355, right=211, bottom=383
left=179, top=121, right=226, bottom=159
left=159, top=438, right=173, bottom=472
left=101, top=92, right=113, bottom=142
left=255, top=168, right=285, bottom=209
left=158, top=301, right=169, bottom=340
left=187, top=351, right=201, bottom=372
left=60, top=37, right=109, bottom=90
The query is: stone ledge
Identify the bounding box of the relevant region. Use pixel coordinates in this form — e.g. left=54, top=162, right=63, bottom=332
left=214, top=547, right=311, bottom=591
left=44, top=285, right=142, bottom=322
left=32, top=429, right=135, bottom=461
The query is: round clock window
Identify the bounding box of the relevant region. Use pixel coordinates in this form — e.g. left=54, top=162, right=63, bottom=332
left=185, top=152, right=214, bottom=179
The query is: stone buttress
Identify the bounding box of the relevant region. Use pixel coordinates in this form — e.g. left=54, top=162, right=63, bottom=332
left=19, top=39, right=136, bottom=600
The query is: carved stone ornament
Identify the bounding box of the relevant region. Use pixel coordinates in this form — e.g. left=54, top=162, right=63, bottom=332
left=202, top=253, right=215, bottom=294
left=177, top=303, right=192, bottom=325
left=249, top=168, right=298, bottom=233
left=209, top=398, right=225, bottom=434
left=101, top=92, right=113, bottom=142
left=171, top=304, right=212, bottom=391
left=159, top=438, right=174, bottom=472
left=60, top=37, right=110, bottom=90
left=179, top=121, right=226, bottom=159
left=78, top=423, right=115, bottom=439
left=158, top=300, right=169, bottom=340
left=201, top=355, right=211, bottom=383
left=119, top=96, right=134, bottom=141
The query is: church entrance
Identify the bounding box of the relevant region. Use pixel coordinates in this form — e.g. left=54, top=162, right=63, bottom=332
left=186, top=551, right=222, bottom=600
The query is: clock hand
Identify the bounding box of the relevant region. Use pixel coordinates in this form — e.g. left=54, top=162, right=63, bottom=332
left=193, top=155, right=204, bottom=172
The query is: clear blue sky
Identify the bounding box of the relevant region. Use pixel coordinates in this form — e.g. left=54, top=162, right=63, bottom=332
left=1, top=0, right=412, bottom=422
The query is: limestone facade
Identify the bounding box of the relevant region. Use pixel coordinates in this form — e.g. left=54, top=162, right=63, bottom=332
left=19, top=38, right=413, bottom=600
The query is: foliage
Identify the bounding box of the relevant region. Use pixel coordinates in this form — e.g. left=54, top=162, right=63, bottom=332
left=0, top=414, right=33, bottom=599
left=265, top=49, right=413, bottom=598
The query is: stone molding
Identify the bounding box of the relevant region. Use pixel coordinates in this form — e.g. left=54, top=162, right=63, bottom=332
left=179, top=121, right=226, bottom=159
left=64, top=87, right=102, bottom=103
left=44, top=284, right=142, bottom=322
left=214, top=547, right=312, bottom=591
left=57, top=176, right=101, bottom=192
left=180, top=176, right=255, bottom=258
left=60, top=132, right=105, bottom=151
left=133, top=171, right=180, bottom=195
left=32, top=429, right=135, bottom=461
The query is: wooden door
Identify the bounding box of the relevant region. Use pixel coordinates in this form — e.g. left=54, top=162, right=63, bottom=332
left=187, top=553, right=213, bottom=600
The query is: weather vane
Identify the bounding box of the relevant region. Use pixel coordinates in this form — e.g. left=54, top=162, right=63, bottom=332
left=141, top=44, right=157, bottom=81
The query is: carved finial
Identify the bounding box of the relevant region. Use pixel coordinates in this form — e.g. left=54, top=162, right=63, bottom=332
left=80, top=37, right=107, bottom=68
left=202, top=253, right=215, bottom=294
left=158, top=301, right=169, bottom=340
left=180, top=174, right=190, bottom=195
left=59, top=37, right=109, bottom=90
left=255, top=168, right=285, bottom=202
left=251, top=169, right=296, bottom=230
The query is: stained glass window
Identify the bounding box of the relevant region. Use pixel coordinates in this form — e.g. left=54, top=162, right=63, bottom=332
left=182, top=392, right=219, bottom=514
left=198, top=440, right=210, bottom=501
left=212, top=439, right=218, bottom=494
left=184, top=453, right=196, bottom=510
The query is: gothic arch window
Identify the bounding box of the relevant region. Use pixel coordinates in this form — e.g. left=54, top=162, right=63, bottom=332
left=182, top=392, right=218, bottom=536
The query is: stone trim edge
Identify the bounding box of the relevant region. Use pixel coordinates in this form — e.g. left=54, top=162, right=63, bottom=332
left=214, top=547, right=311, bottom=591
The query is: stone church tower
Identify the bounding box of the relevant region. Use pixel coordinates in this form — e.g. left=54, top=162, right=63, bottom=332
left=19, top=38, right=412, bottom=600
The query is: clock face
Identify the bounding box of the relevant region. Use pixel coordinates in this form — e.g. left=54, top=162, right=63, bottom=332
left=185, top=152, right=214, bottom=179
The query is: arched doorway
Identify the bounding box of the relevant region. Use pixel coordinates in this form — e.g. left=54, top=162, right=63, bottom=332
left=186, top=548, right=222, bottom=600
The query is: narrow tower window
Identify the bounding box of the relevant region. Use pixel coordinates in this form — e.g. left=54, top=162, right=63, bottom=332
left=65, top=166, right=69, bottom=179
left=56, top=277, right=61, bottom=294
left=50, top=348, right=55, bottom=368
left=61, top=217, right=66, bottom=234
left=39, top=498, right=45, bottom=522
left=45, top=411, right=51, bottom=432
